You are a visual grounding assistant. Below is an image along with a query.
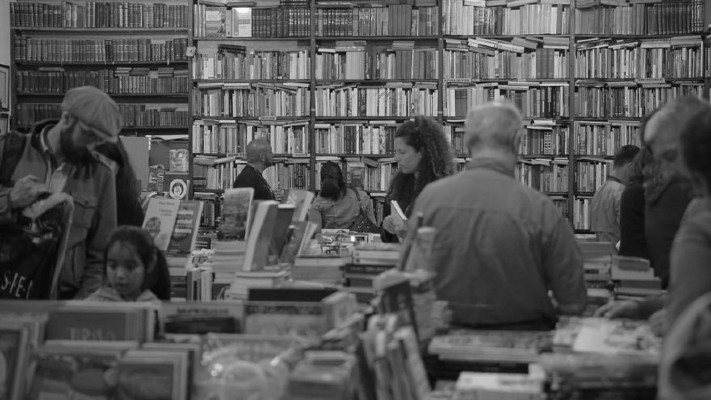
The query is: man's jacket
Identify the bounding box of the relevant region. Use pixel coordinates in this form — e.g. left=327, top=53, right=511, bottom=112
left=0, top=121, right=117, bottom=299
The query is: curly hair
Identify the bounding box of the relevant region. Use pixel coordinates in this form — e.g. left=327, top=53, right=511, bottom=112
left=387, top=116, right=455, bottom=209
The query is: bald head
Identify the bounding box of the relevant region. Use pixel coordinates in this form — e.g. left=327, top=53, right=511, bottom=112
left=465, top=101, right=523, bottom=155
left=645, top=96, right=711, bottom=178
left=245, top=138, right=273, bottom=166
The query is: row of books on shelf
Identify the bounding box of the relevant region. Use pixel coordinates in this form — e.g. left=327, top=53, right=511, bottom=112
left=196, top=84, right=310, bottom=118
left=574, top=0, right=704, bottom=35
left=444, top=42, right=569, bottom=80
left=574, top=120, right=641, bottom=156
left=574, top=83, right=705, bottom=118
left=515, top=159, right=569, bottom=193
left=10, top=1, right=190, bottom=29
left=15, top=103, right=190, bottom=128
left=192, top=119, right=309, bottom=155
left=195, top=5, right=312, bottom=38
left=13, top=37, right=190, bottom=63
left=312, top=5, right=440, bottom=37
left=193, top=45, right=310, bottom=80
left=315, top=44, right=440, bottom=80
left=574, top=37, right=708, bottom=80
left=15, top=68, right=189, bottom=95
left=445, top=83, right=568, bottom=118
left=442, top=0, right=570, bottom=35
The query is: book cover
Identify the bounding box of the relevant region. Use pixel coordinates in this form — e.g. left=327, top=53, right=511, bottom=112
left=164, top=172, right=191, bottom=200
left=282, top=189, right=315, bottom=223
left=117, top=349, right=190, bottom=400
left=0, top=324, right=30, bottom=400
left=219, top=188, right=254, bottom=241
left=167, top=200, right=204, bottom=256
left=243, top=200, right=279, bottom=271
left=142, top=198, right=181, bottom=251
left=45, top=307, right=146, bottom=342
left=269, top=204, right=296, bottom=264
left=204, top=7, right=226, bottom=37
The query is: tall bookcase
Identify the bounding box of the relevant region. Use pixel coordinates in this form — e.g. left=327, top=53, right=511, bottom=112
left=189, top=0, right=710, bottom=231
left=9, top=1, right=191, bottom=137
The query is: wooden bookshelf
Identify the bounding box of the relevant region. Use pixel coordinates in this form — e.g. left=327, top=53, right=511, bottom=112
left=9, top=0, right=191, bottom=136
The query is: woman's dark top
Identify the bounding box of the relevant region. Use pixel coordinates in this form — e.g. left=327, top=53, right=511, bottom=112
left=619, top=183, right=648, bottom=259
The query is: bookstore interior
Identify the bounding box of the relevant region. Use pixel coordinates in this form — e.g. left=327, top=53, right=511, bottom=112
left=1, top=0, right=711, bottom=399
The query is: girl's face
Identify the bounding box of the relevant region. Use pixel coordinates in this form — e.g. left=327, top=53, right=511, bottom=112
left=394, top=137, right=422, bottom=175
left=106, top=242, right=146, bottom=301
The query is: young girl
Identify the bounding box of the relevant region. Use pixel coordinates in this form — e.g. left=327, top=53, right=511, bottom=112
left=86, top=226, right=170, bottom=302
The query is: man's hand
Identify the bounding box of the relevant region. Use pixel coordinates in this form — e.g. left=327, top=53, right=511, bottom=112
left=9, top=175, right=46, bottom=210
left=648, top=309, right=667, bottom=337
left=593, top=300, right=641, bottom=319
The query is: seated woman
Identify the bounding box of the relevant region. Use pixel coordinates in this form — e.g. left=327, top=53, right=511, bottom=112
left=308, top=161, right=375, bottom=231
left=86, top=226, right=170, bottom=302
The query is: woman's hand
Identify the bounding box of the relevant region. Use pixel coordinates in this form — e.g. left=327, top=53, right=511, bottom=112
left=382, top=215, right=407, bottom=239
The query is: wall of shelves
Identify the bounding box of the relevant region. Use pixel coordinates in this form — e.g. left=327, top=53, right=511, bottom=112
left=9, top=0, right=191, bottom=136
left=9, top=0, right=710, bottom=231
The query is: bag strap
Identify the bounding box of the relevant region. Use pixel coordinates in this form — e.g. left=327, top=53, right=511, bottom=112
left=350, top=187, right=367, bottom=212
left=0, top=132, right=28, bottom=185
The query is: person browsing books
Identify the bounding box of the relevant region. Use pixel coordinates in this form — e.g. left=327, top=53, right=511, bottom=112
left=0, top=86, right=120, bottom=299
left=408, top=100, right=586, bottom=330
left=309, top=161, right=375, bottom=231
left=381, top=116, right=455, bottom=242
left=86, top=226, right=170, bottom=303
left=233, top=139, right=278, bottom=201
left=596, top=97, right=710, bottom=336
left=590, top=144, right=640, bottom=248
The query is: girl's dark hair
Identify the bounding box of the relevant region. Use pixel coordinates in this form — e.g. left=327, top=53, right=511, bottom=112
left=387, top=116, right=455, bottom=208
left=319, top=161, right=346, bottom=201
left=96, top=140, right=145, bottom=227
left=104, top=226, right=171, bottom=300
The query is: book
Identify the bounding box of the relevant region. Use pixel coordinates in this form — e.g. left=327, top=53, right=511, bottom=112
left=391, top=199, right=407, bottom=226
left=269, top=204, right=296, bottom=264
left=167, top=200, right=204, bottom=256
left=0, top=322, right=31, bottom=400
left=164, top=172, right=191, bottom=200
left=282, top=189, right=315, bottom=223
left=219, top=188, right=254, bottom=241
left=142, top=198, right=181, bottom=251
left=243, top=200, right=280, bottom=271
left=116, top=349, right=190, bottom=400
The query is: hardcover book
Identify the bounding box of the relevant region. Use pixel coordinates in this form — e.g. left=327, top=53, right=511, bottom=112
left=142, top=198, right=181, bottom=251
left=219, top=188, right=254, bottom=241
left=167, top=200, right=204, bottom=256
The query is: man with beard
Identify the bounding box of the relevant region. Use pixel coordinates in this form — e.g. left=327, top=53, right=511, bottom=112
left=232, top=138, right=277, bottom=200
left=0, top=86, right=120, bottom=299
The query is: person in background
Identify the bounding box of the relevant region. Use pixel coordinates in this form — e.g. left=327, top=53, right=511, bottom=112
left=410, top=101, right=586, bottom=330
left=309, top=161, right=375, bottom=231
left=86, top=226, right=170, bottom=303
left=618, top=145, right=651, bottom=260
left=0, top=86, right=119, bottom=299
left=381, top=116, right=455, bottom=242
left=590, top=144, right=640, bottom=247
left=595, top=96, right=708, bottom=335
left=95, top=140, right=144, bottom=227
left=233, top=139, right=276, bottom=200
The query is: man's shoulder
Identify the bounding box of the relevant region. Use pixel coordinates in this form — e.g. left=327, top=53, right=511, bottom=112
left=92, top=152, right=119, bottom=175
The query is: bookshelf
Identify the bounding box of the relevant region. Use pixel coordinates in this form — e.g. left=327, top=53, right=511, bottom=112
left=184, top=0, right=709, bottom=231
left=9, top=0, right=191, bottom=136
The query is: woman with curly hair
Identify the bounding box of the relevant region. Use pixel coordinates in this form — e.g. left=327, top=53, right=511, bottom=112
left=381, top=116, right=455, bottom=242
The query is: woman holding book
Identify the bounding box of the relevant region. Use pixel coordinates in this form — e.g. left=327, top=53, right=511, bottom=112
left=309, top=161, right=376, bottom=231
left=381, top=116, right=455, bottom=242
left=86, top=226, right=170, bottom=303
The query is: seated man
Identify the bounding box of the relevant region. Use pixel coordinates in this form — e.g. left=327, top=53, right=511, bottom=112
left=410, top=101, right=586, bottom=330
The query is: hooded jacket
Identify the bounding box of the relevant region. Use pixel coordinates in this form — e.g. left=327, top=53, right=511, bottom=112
left=0, top=121, right=117, bottom=299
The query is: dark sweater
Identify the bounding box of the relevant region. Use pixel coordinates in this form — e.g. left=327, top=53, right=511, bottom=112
left=645, top=178, right=692, bottom=289
left=619, top=183, right=648, bottom=259
left=232, top=165, right=274, bottom=201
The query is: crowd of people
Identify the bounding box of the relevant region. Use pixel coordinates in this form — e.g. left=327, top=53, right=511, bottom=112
left=1, top=85, right=710, bottom=397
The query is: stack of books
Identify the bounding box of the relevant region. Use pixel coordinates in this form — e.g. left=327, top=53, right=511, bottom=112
left=287, top=350, right=358, bottom=400
left=227, top=269, right=289, bottom=300
left=292, top=254, right=349, bottom=284
left=452, top=368, right=546, bottom=400
left=610, top=256, right=662, bottom=298
left=342, top=243, right=400, bottom=303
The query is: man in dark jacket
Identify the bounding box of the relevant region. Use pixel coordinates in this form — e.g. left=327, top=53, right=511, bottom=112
left=233, top=138, right=276, bottom=200
left=0, top=86, right=120, bottom=299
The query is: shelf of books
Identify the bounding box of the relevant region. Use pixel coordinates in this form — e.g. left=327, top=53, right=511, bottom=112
left=9, top=0, right=191, bottom=135
left=186, top=0, right=710, bottom=232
